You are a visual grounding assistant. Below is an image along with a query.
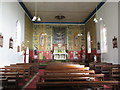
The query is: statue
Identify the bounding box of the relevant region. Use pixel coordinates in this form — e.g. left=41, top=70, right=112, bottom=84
left=34, top=47, right=38, bottom=59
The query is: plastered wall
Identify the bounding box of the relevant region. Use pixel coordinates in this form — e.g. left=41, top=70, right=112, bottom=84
left=96, top=2, right=119, bottom=64
left=25, top=14, right=33, bottom=49
left=0, top=2, right=25, bottom=67
left=85, top=16, right=96, bottom=50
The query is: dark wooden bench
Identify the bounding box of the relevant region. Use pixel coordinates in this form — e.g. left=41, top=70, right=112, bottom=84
left=45, top=62, right=86, bottom=70
left=112, top=67, right=120, bottom=81
left=4, top=66, right=31, bottom=79
left=0, top=69, right=26, bottom=82
left=0, top=63, right=39, bottom=89
left=37, top=62, right=119, bottom=90
left=90, top=62, right=112, bottom=74
left=40, top=74, right=104, bottom=82
left=36, top=81, right=119, bottom=90
left=94, top=64, right=120, bottom=80
left=45, top=70, right=95, bottom=74
left=0, top=64, right=35, bottom=89
left=0, top=70, right=19, bottom=89
left=15, top=63, right=39, bottom=74
left=0, top=75, right=8, bottom=90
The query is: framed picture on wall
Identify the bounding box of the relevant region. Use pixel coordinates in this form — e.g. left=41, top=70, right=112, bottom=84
left=17, top=46, right=20, bottom=52
left=112, top=36, right=118, bottom=48
left=97, top=42, right=100, bottom=50
left=0, top=33, right=3, bottom=47
left=9, top=37, right=13, bottom=49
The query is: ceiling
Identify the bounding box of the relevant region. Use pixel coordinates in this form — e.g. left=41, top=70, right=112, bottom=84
left=22, top=2, right=101, bottom=22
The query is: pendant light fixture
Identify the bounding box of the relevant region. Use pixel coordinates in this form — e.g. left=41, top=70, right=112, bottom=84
left=32, top=1, right=41, bottom=22
left=93, top=5, right=98, bottom=23
left=93, top=5, right=103, bottom=23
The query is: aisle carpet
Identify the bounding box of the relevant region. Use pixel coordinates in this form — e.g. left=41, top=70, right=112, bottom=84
left=24, top=69, right=44, bottom=90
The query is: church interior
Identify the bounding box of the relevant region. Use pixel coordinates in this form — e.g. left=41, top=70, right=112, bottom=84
left=0, top=0, right=120, bottom=90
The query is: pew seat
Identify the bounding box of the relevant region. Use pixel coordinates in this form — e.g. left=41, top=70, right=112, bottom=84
left=40, top=74, right=104, bottom=82
left=36, top=81, right=119, bottom=90
left=0, top=63, right=39, bottom=89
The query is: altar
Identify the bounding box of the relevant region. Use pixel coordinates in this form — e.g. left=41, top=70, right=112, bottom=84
left=53, top=45, right=67, bottom=60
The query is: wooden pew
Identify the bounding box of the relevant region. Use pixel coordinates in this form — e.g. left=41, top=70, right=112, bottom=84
left=42, top=69, right=103, bottom=83
left=45, top=70, right=95, bottom=74
left=13, top=63, right=39, bottom=76
left=0, top=69, right=26, bottom=82
left=0, top=65, right=33, bottom=89
left=0, top=63, right=39, bottom=89
left=37, top=62, right=119, bottom=90
left=112, top=68, right=120, bottom=81
left=4, top=66, right=31, bottom=79
left=89, top=62, right=112, bottom=73
left=0, top=70, right=19, bottom=89
left=45, top=62, right=85, bottom=70
left=36, top=81, right=119, bottom=90
left=40, top=74, right=104, bottom=82
left=4, top=63, right=39, bottom=79
left=94, top=64, right=120, bottom=80
left=0, top=77, right=7, bottom=90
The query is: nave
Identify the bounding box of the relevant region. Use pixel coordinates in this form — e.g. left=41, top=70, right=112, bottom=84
left=0, top=1, right=120, bottom=90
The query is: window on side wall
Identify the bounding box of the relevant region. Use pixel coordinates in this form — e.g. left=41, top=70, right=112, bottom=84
left=87, top=32, right=91, bottom=53
left=16, top=20, right=21, bottom=52
left=100, top=25, right=107, bottom=53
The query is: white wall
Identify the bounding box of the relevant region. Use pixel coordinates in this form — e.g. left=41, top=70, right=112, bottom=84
left=118, top=2, right=120, bottom=64
left=0, top=2, right=25, bottom=67
left=96, top=2, right=119, bottom=64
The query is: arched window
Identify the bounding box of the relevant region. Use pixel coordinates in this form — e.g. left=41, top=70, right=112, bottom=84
left=16, top=20, right=21, bottom=52
left=87, top=32, right=91, bottom=53
left=100, top=24, right=107, bottom=53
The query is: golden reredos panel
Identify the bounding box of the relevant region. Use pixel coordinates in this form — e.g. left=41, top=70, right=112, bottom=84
left=33, top=24, right=85, bottom=51
left=33, top=25, right=52, bottom=50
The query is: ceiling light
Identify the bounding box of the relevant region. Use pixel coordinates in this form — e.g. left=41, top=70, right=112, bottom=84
left=32, top=1, right=41, bottom=22
left=78, top=34, right=83, bottom=36
left=37, top=17, right=41, bottom=21
left=32, top=16, right=41, bottom=22
left=93, top=5, right=99, bottom=23
left=99, top=18, right=103, bottom=21
left=93, top=18, right=97, bottom=21
left=93, top=18, right=98, bottom=23
left=32, top=16, right=37, bottom=21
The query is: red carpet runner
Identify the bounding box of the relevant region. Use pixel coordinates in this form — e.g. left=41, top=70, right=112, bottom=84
left=24, top=69, right=44, bottom=90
